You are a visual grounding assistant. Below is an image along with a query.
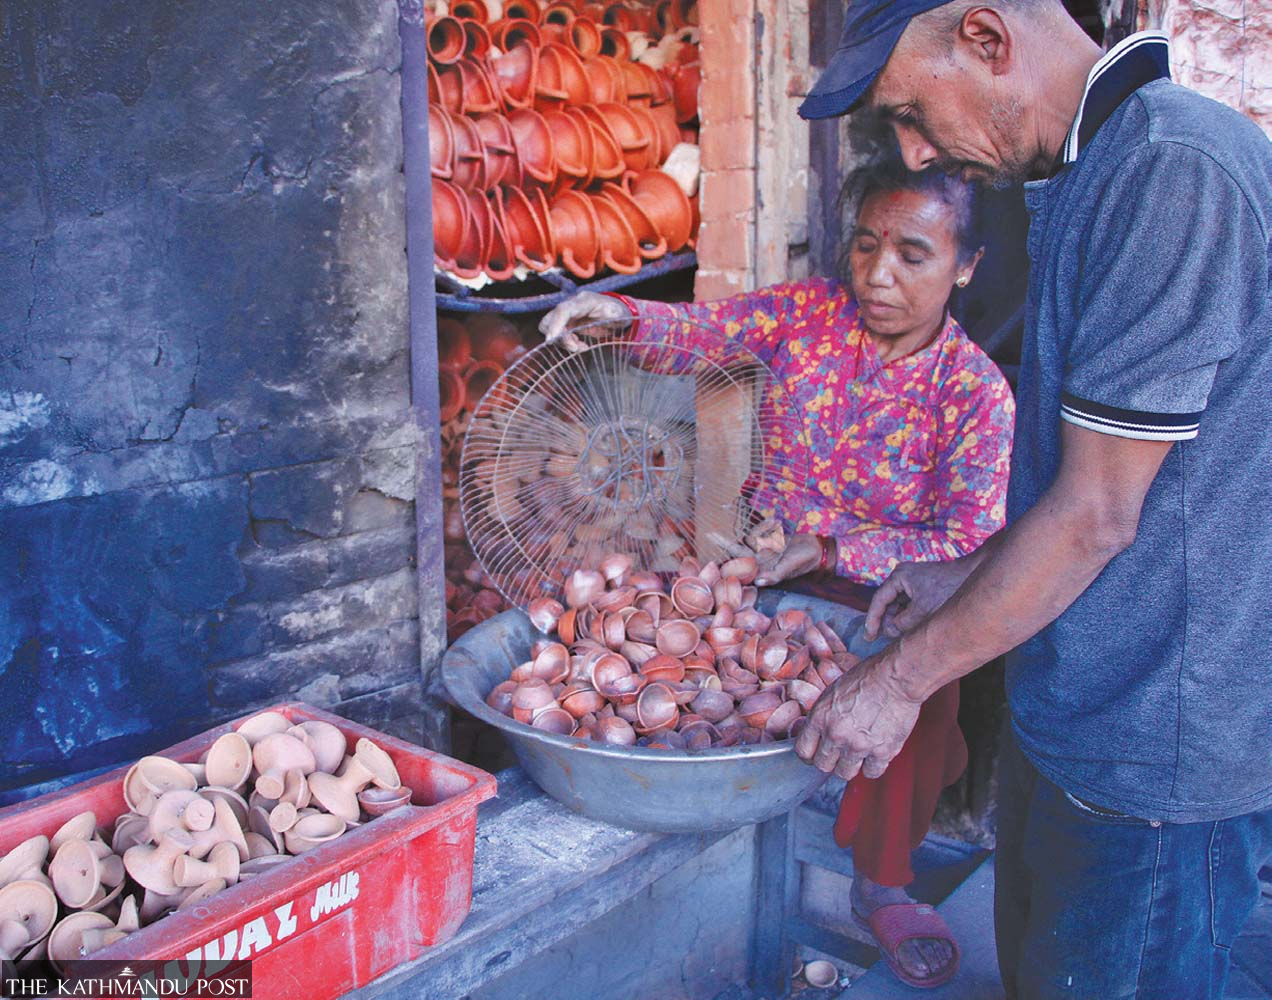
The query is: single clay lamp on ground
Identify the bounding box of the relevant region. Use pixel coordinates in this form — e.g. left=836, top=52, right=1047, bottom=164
left=0, top=880, right=57, bottom=950
left=288, top=721, right=346, bottom=775
left=235, top=710, right=291, bottom=747
left=0, top=836, right=49, bottom=889
left=549, top=189, right=602, bottom=278
left=426, top=16, right=466, bottom=64
left=252, top=733, right=317, bottom=800
left=47, top=912, right=115, bottom=972
left=174, top=841, right=240, bottom=889
left=488, top=39, right=538, bottom=110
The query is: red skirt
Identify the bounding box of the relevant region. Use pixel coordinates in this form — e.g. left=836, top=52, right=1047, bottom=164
left=832, top=680, right=967, bottom=887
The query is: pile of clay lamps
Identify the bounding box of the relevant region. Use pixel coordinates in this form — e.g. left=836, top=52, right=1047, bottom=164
left=485, top=554, right=860, bottom=748
left=0, top=713, right=409, bottom=971
left=429, top=0, right=701, bottom=281
left=438, top=313, right=543, bottom=640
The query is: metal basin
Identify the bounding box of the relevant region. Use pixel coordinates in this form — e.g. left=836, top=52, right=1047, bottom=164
left=441, top=590, right=889, bottom=833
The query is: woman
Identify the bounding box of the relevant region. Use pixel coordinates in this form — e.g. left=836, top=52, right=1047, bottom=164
left=540, top=162, right=1013, bottom=989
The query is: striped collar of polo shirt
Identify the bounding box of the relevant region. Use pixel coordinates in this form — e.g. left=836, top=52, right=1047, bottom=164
left=1056, top=30, right=1195, bottom=442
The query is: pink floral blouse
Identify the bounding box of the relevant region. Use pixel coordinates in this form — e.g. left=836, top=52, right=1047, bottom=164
left=613, top=278, right=1015, bottom=584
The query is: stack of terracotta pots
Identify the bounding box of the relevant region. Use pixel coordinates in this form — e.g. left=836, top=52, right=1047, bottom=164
left=430, top=0, right=701, bottom=282
left=439, top=312, right=541, bottom=639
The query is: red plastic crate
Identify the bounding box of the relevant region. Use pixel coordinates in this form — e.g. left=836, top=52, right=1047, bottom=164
left=0, top=703, right=497, bottom=999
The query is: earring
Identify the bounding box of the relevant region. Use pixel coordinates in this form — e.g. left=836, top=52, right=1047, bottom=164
left=956, top=276, right=969, bottom=288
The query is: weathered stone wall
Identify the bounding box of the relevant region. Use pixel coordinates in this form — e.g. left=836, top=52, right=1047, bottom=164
left=0, top=1, right=436, bottom=798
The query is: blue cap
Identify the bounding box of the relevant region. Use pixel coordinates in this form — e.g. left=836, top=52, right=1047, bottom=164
left=798, top=0, right=952, bottom=120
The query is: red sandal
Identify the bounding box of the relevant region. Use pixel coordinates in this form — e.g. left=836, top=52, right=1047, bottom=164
left=853, top=902, right=961, bottom=989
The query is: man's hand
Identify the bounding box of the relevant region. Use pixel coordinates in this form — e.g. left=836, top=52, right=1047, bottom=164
left=863, top=557, right=979, bottom=641
left=538, top=292, right=631, bottom=351
left=754, top=533, right=822, bottom=587
left=795, top=645, right=922, bottom=780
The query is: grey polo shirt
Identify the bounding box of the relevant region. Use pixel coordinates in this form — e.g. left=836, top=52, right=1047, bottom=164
left=1006, top=36, right=1272, bottom=823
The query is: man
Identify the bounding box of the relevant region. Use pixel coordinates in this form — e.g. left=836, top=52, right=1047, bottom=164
left=793, top=1, right=1272, bottom=996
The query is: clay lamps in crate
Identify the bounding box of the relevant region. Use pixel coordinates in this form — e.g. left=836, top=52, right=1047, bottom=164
left=590, top=192, right=642, bottom=274
left=308, top=738, right=402, bottom=824
left=283, top=813, right=346, bottom=855
left=427, top=16, right=466, bottom=64
left=0, top=835, right=50, bottom=887
left=489, top=38, right=538, bottom=109
left=626, top=169, right=693, bottom=252
left=122, top=755, right=196, bottom=816
left=507, top=107, right=557, bottom=186
left=432, top=178, right=469, bottom=271
left=500, top=186, right=556, bottom=271
left=550, top=189, right=602, bottom=277
left=358, top=785, right=413, bottom=818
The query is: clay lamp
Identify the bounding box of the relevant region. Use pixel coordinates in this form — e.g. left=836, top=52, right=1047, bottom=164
left=450, top=189, right=490, bottom=279
left=463, top=358, right=504, bottom=412
left=126, top=756, right=198, bottom=817
left=451, top=0, right=490, bottom=22
left=563, top=568, right=605, bottom=607
left=670, top=575, right=713, bottom=617
left=538, top=1, right=575, bottom=42
left=124, top=829, right=194, bottom=895
left=594, top=715, right=637, bottom=746
left=139, top=887, right=180, bottom=923
left=174, top=841, right=240, bottom=889
left=427, top=16, right=466, bottom=64
left=236, top=710, right=292, bottom=746
left=199, top=786, right=249, bottom=828
left=598, top=184, right=665, bottom=260
left=507, top=107, right=556, bottom=186
left=289, top=720, right=347, bottom=775
left=647, top=103, right=680, bottom=163
left=541, top=109, right=591, bottom=188
left=358, top=785, right=413, bottom=817
left=549, top=189, right=602, bottom=278
left=489, top=39, right=538, bottom=110
left=621, top=59, right=653, bottom=105
left=203, top=732, right=252, bottom=791
left=634, top=681, right=679, bottom=733
left=490, top=17, right=542, bottom=50
left=186, top=799, right=250, bottom=862
left=600, top=1, right=634, bottom=30
left=640, top=654, right=686, bottom=684
left=0, top=919, right=33, bottom=962
left=457, top=57, right=501, bottom=115
left=764, top=700, right=803, bottom=739
left=429, top=104, right=455, bottom=179
left=47, top=912, right=116, bottom=972
left=308, top=741, right=398, bottom=823
left=589, top=192, right=642, bottom=274
left=569, top=14, right=602, bottom=57
left=486, top=680, right=518, bottom=715
left=539, top=43, right=590, bottom=106
left=627, top=168, right=693, bottom=251
left=247, top=806, right=285, bottom=855
left=573, top=109, right=625, bottom=180
left=0, top=880, right=57, bottom=954
left=510, top=678, right=555, bottom=724
left=504, top=0, right=541, bottom=21
left=110, top=815, right=149, bottom=855
left=0, top=836, right=49, bottom=889
left=49, top=841, right=105, bottom=910
left=654, top=619, right=700, bottom=658
left=484, top=201, right=519, bottom=282
left=252, top=733, right=317, bottom=800
left=624, top=104, right=664, bottom=167
left=434, top=62, right=464, bottom=115
left=432, top=178, right=470, bottom=271
left=284, top=813, right=347, bottom=855
left=531, top=707, right=576, bottom=735
left=528, top=596, right=565, bottom=633
left=176, top=878, right=227, bottom=911
left=559, top=683, right=606, bottom=719
left=739, top=690, right=783, bottom=729
left=461, top=18, right=493, bottom=60
left=599, top=26, right=630, bottom=59
left=243, top=831, right=279, bottom=860
left=594, top=102, right=651, bottom=170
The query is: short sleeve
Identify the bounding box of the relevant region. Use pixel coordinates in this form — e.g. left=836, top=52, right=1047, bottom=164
left=1061, top=142, right=1268, bottom=441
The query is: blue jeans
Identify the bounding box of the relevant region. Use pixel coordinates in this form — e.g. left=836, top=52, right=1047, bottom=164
left=995, top=722, right=1272, bottom=999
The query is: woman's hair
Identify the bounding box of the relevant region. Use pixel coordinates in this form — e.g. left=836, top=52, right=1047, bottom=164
left=836, top=157, right=982, bottom=279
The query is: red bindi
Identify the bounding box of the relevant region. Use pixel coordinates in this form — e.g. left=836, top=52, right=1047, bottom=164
left=882, top=229, right=889, bottom=237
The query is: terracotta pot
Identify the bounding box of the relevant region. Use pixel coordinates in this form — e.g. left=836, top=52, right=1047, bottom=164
left=594, top=102, right=652, bottom=170
left=504, top=0, right=541, bottom=21
left=453, top=189, right=492, bottom=278
left=462, top=18, right=492, bottom=59
left=474, top=113, right=519, bottom=189
left=589, top=191, right=642, bottom=274
left=450, top=0, right=489, bottom=22
left=484, top=193, right=519, bottom=280
left=569, top=14, right=602, bottom=57
left=448, top=111, right=487, bottom=191
left=432, top=178, right=469, bottom=270
left=581, top=54, right=625, bottom=104
left=574, top=108, right=624, bottom=180
left=489, top=17, right=542, bottom=50
left=427, top=16, right=467, bottom=64
left=457, top=56, right=501, bottom=113
left=434, top=62, right=464, bottom=114
left=627, top=168, right=693, bottom=251
left=599, top=182, right=666, bottom=259
left=670, top=59, right=700, bottom=122
left=542, top=108, right=592, bottom=187
left=464, top=359, right=505, bottom=411
left=488, top=38, right=538, bottom=109
left=535, top=42, right=590, bottom=109
left=428, top=103, right=455, bottom=179
left=599, top=25, right=630, bottom=59
left=507, top=107, right=556, bottom=185
left=500, top=185, right=556, bottom=270
left=548, top=188, right=602, bottom=278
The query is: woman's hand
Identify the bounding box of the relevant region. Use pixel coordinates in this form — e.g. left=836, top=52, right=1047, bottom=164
left=754, top=533, right=823, bottom=587
left=538, top=292, right=631, bottom=352
left=863, top=558, right=975, bottom=640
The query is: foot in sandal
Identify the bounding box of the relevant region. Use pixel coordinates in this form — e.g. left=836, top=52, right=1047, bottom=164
left=850, top=874, right=960, bottom=988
